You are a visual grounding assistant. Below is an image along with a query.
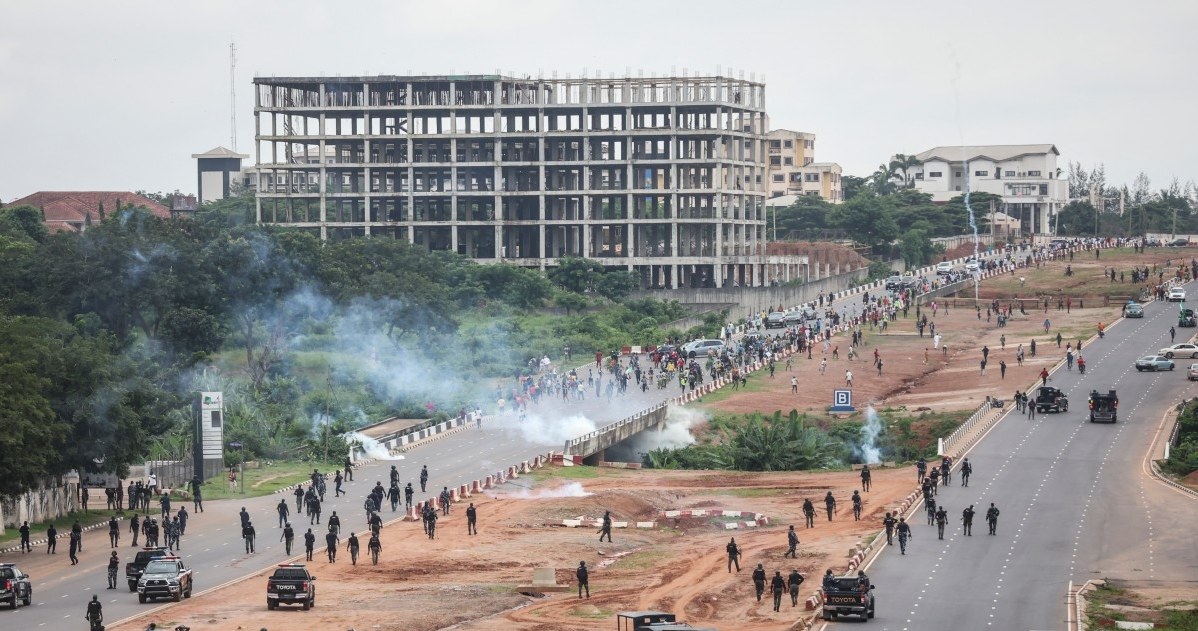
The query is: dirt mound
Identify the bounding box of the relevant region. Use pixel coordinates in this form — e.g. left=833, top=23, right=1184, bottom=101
left=527, top=488, right=675, bottom=522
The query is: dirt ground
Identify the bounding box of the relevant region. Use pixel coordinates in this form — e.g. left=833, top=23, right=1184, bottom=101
left=112, top=246, right=1196, bottom=631
left=113, top=468, right=913, bottom=631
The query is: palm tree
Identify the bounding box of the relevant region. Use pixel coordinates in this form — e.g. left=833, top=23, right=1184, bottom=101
left=870, top=164, right=897, bottom=195
left=889, top=154, right=923, bottom=189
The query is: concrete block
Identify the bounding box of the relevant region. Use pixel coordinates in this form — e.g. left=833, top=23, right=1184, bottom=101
left=612, top=521, right=629, bottom=528
left=724, top=522, right=739, bottom=530
left=722, top=510, right=741, bottom=518
left=483, top=476, right=493, bottom=489
left=663, top=510, right=682, bottom=518
left=562, top=519, right=583, bottom=527
left=471, top=480, right=482, bottom=493
left=635, top=521, right=656, bottom=528
left=741, top=521, right=757, bottom=528
left=450, top=488, right=460, bottom=502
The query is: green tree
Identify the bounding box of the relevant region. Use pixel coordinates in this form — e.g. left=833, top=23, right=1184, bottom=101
left=900, top=228, right=935, bottom=269
left=889, top=154, right=923, bottom=189
left=595, top=270, right=639, bottom=302
left=548, top=257, right=604, bottom=294
left=832, top=192, right=899, bottom=252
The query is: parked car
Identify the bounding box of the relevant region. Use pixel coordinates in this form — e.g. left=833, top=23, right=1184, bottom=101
left=266, top=564, right=316, bottom=611
left=1158, top=343, right=1198, bottom=359
left=1125, top=302, right=1144, bottom=318
left=935, top=261, right=954, bottom=275
left=1168, top=287, right=1186, bottom=302
left=1167, top=238, right=1190, bottom=246
left=1188, top=363, right=1198, bottom=381
left=1135, top=355, right=1175, bottom=372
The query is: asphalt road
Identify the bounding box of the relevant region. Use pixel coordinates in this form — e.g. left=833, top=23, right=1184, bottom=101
left=832, top=282, right=1198, bottom=631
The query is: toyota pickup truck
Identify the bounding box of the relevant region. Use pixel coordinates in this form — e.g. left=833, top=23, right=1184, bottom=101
left=821, top=574, right=875, bottom=621
left=126, top=546, right=169, bottom=592
left=137, top=556, right=192, bottom=602
left=267, top=564, right=316, bottom=610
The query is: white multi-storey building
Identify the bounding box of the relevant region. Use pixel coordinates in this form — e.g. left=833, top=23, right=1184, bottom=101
left=907, top=144, right=1067, bottom=235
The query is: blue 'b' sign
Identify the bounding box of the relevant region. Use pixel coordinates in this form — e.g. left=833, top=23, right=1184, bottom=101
left=830, top=389, right=855, bottom=412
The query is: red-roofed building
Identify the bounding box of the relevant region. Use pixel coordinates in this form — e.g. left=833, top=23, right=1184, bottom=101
left=4, top=191, right=171, bottom=233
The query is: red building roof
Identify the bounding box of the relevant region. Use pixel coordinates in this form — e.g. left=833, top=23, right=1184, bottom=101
left=5, top=191, right=171, bottom=233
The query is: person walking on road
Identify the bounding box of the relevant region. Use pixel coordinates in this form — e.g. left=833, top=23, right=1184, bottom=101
left=1028, top=395, right=1037, bottom=419
left=303, top=528, right=315, bottom=561
left=896, top=517, right=912, bottom=554
left=860, top=464, right=871, bottom=492
left=46, top=524, right=57, bottom=554
left=346, top=532, right=360, bottom=565
left=935, top=507, right=948, bottom=539
left=752, top=563, right=767, bottom=602
left=281, top=523, right=295, bottom=555
left=368, top=533, right=382, bottom=565
left=787, top=569, right=804, bottom=607
left=325, top=528, right=339, bottom=562
left=986, top=503, right=1000, bottom=535
left=802, top=498, right=816, bottom=528
left=727, top=537, right=742, bottom=572
left=824, top=491, right=836, bottom=521
left=108, top=516, right=120, bottom=548
left=85, top=594, right=103, bottom=631
left=1040, top=367, right=1050, bottom=387
left=419, top=465, right=429, bottom=493
left=962, top=505, right=975, bottom=536
left=242, top=521, right=256, bottom=554
left=784, top=526, right=798, bottom=558
left=466, top=502, right=478, bottom=535
left=598, top=510, right=613, bottom=542
left=960, top=458, right=972, bottom=487
left=106, top=551, right=119, bottom=589
left=577, top=561, right=590, bottom=599
left=277, top=498, right=289, bottom=528
left=771, top=571, right=786, bottom=612
left=883, top=512, right=896, bottom=545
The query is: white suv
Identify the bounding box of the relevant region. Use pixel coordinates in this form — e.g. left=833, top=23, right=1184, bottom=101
left=1168, top=287, right=1186, bottom=302
left=935, top=261, right=953, bottom=275
left=682, top=339, right=725, bottom=358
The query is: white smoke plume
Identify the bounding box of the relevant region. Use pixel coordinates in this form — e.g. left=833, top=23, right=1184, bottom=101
left=515, top=413, right=600, bottom=445
left=347, top=431, right=405, bottom=461
left=495, top=481, right=592, bottom=499
left=855, top=406, right=884, bottom=464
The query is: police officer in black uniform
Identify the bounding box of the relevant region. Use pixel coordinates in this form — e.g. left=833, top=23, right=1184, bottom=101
left=752, top=563, right=767, bottom=602
left=986, top=503, right=1000, bottom=535
left=85, top=595, right=103, bottom=631
left=935, top=506, right=948, bottom=539
left=281, top=522, right=295, bottom=555
left=787, top=569, right=804, bottom=607
left=961, top=505, right=975, bottom=536
left=802, top=498, right=816, bottom=528
left=784, top=525, right=798, bottom=558
left=851, top=490, right=862, bottom=521
left=771, top=570, right=786, bottom=611
left=303, top=528, right=315, bottom=561
left=883, top=512, right=896, bottom=545
left=466, top=502, right=478, bottom=535
left=960, top=458, right=972, bottom=487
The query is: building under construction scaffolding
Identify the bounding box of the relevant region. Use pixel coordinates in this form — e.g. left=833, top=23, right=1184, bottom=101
left=253, top=73, right=772, bottom=288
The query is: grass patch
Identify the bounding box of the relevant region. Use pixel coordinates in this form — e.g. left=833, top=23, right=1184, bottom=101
left=570, top=605, right=614, bottom=619
left=694, top=487, right=787, bottom=498
left=616, top=549, right=668, bottom=570
left=693, top=373, right=774, bottom=406
left=0, top=508, right=125, bottom=548
left=197, top=459, right=344, bottom=501
left=527, top=465, right=611, bottom=481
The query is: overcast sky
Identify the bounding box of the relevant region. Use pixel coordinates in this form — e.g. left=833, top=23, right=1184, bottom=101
left=1, top=0, right=1194, bottom=202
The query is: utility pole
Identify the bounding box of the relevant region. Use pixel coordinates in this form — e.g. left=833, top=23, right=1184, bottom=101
left=229, top=42, right=238, bottom=151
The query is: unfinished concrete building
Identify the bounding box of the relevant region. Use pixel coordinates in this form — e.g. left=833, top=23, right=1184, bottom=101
left=253, top=74, right=770, bottom=288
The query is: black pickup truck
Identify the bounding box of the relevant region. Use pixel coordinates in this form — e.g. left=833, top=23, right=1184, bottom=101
left=126, top=546, right=169, bottom=592
left=266, top=564, right=316, bottom=610
left=821, top=574, right=875, bottom=621
left=1088, top=390, right=1118, bottom=423
left=1036, top=386, right=1069, bottom=413
left=136, top=556, right=193, bottom=603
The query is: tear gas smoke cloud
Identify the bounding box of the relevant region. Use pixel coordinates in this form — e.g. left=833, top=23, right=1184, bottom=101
left=347, top=431, right=405, bottom=461
left=495, top=481, right=591, bottom=499
left=515, top=413, right=600, bottom=446
left=854, top=405, right=884, bottom=465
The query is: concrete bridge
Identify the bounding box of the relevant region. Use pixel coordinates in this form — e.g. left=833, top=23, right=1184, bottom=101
left=562, top=400, right=670, bottom=464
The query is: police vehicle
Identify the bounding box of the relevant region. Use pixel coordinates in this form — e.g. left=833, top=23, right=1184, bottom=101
left=266, top=563, right=316, bottom=610
left=0, top=563, right=32, bottom=609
